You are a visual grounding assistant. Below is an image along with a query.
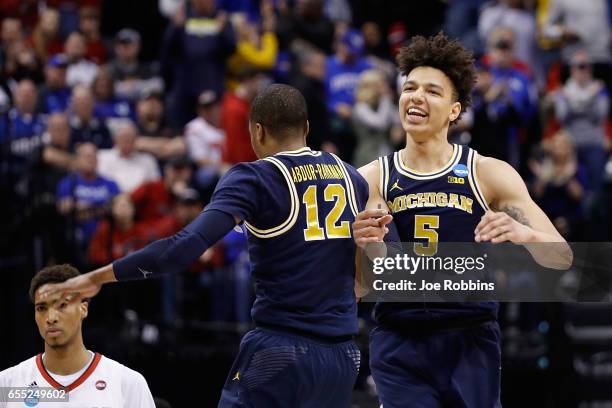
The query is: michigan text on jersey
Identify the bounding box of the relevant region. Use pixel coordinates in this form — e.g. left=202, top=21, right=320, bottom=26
left=387, top=192, right=474, bottom=214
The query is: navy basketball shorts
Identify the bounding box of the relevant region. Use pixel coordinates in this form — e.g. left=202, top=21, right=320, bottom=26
left=369, top=322, right=502, bottom=408
left=218, top=327, right=360, bottom=408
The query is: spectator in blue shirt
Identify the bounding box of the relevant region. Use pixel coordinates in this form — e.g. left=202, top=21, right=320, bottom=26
left=0, top=79, right=46, bottom=179
left=57, top=142, right=120, bottom=264
left=325, top=28, right=372, bottom=160
left=92, top=67, right=136, bottom=129
left=36, top=54, right=72, bottom=113
left=481, top=27, right=536, bottom=167
left=69, top=85, right=113, bottom=150
left=161, top=0, right=236, bottom=127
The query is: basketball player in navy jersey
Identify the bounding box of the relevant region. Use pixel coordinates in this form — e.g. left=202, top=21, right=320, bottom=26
left=353, top=34, right=570, bottom=408
left=39, top=84, right=369, bottom=407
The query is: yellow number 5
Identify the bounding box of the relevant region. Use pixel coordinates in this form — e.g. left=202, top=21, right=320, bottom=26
left=303, top=184, right=351, bottom=241
left=414, top=215, right=439, bottom=256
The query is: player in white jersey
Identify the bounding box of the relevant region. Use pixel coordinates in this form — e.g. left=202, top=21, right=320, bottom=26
left=0, top=264, right=155, bottom=408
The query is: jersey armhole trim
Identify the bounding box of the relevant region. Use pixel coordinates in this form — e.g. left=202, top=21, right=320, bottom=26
left=467, top=149, right=490, bottom=212
left=244, top=156, right=300, bottom=238
left=330, top=153, right=359, bottom=216
left=378, top=156, right=389, bottom=202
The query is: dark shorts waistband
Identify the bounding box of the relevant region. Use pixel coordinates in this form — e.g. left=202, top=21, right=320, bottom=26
left=257, top=323, right=355, bottom=344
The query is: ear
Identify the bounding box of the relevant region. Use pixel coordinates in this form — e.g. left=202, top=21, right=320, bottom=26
left=304, top=120, right=310, bottom=141
left=255, top=123, right=265, bottom=144
left=449, top=101, right=462, bottom=123
left=80, top=301, right=89, bottom=320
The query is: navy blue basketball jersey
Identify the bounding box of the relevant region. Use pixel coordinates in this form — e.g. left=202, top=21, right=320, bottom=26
left=373, top=144, right=498, bottom=325
left=207, top=147, right=368, bottom=338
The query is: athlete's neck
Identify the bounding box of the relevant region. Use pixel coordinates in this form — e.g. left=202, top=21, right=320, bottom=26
left=43, top=336, right=91, bottom=375
left=266, top=140, right=306, bottom=157
left=402, top=136, right=453, bottom=173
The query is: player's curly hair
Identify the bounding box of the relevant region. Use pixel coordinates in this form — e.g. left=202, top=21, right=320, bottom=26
left=397, top=32, right=476, bottom=121
left=30, top=264, right=82, bottom=303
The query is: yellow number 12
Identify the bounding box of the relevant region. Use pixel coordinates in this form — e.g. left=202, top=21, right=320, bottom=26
left=303, top=184, right=351, bottom=241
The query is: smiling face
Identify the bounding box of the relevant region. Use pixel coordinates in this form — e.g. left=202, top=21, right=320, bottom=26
left=34, top=288, right=88, bottom=349
left=399, top=66, right=461, bottom=140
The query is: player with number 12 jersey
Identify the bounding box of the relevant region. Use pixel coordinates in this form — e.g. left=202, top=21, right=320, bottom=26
left=38, top=84, right=369, bottom=408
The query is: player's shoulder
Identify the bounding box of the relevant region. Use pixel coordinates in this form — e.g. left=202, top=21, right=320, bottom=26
left=222, top=159, right=277, bottom=183
left=0, top=356, right=37, bottom=384
left=475, top=154, right=520, bottom=179
left=357, top=159, right=380, bottom=186
left=98, top=356, right=148, bottom=385
left=475, top=154, right=526, bottom=200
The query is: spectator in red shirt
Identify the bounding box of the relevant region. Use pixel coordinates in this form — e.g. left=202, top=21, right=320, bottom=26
left=29, top=8, right=64, bottom=63
left=79, top=7, right=108, bottom=65
left=0, top=0, right=38, bottom=32
left=88, top=193, right=142, bottom=265
left=221, top=70, right=266, bottom=165
left=88, top=191, right=188, bottom=266
left=152, top=188, right=205, bottom=237
left=130, top=155, right=193, bottom=221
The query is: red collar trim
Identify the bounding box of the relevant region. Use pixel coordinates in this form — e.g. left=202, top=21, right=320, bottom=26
left=36, top=352, right=102, bottom=392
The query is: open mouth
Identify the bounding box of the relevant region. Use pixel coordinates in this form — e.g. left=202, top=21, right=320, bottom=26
left=406, top=107, right=428, bottom=123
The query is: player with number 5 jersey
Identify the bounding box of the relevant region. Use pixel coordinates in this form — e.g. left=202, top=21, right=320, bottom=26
left=352, top=34, right=570, bottom=408
left=37, top=84, right=369, bottom=408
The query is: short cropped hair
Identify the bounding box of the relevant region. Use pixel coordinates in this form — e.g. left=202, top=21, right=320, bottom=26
left=397, top=32, right=476, bottom=121
left=30, top=264, right=81, bottom=303
left=249, top=84, right=308, bottom=138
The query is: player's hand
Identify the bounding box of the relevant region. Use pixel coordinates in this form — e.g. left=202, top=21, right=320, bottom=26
left=353, top=208, right=393, bottom=248
left=38, top=273, right=102, bottom=304
left=38, top=265, right=117, bottom=302
left=474, top=210, right=533, bottom=244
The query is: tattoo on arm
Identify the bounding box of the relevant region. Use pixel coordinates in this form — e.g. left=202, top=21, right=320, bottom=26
left=498, top=205, right=531, bottom=227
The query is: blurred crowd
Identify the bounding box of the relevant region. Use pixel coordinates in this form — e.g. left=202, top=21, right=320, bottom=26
left=1, top=0, right=612, bottom=323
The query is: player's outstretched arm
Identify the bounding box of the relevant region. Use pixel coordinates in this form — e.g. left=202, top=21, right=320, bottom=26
left=39, top=209, right=239, bottom=302
left=474, top=155, right=573, bottom=269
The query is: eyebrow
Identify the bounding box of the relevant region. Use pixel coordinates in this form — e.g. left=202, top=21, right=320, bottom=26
left=404, top=81, right=444, bottom=91
left=35, top=296, right=67, bottom=307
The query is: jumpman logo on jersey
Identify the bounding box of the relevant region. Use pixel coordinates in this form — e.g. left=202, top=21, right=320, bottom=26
left=138, top=268, right=152, bottom=279
left=232, top=371, right=240, bottom=381
left=390, top=179, right=403, bottom=192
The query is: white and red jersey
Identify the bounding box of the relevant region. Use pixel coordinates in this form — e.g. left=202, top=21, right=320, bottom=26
left=0, top=352, right=155, bottom=408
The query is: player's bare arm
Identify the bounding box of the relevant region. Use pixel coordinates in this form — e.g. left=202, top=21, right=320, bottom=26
left=474, top=155, right=573, bottom=269
left=352, top=160, right=393, bottom=249
left=353, top=160, right=393, bottom=298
